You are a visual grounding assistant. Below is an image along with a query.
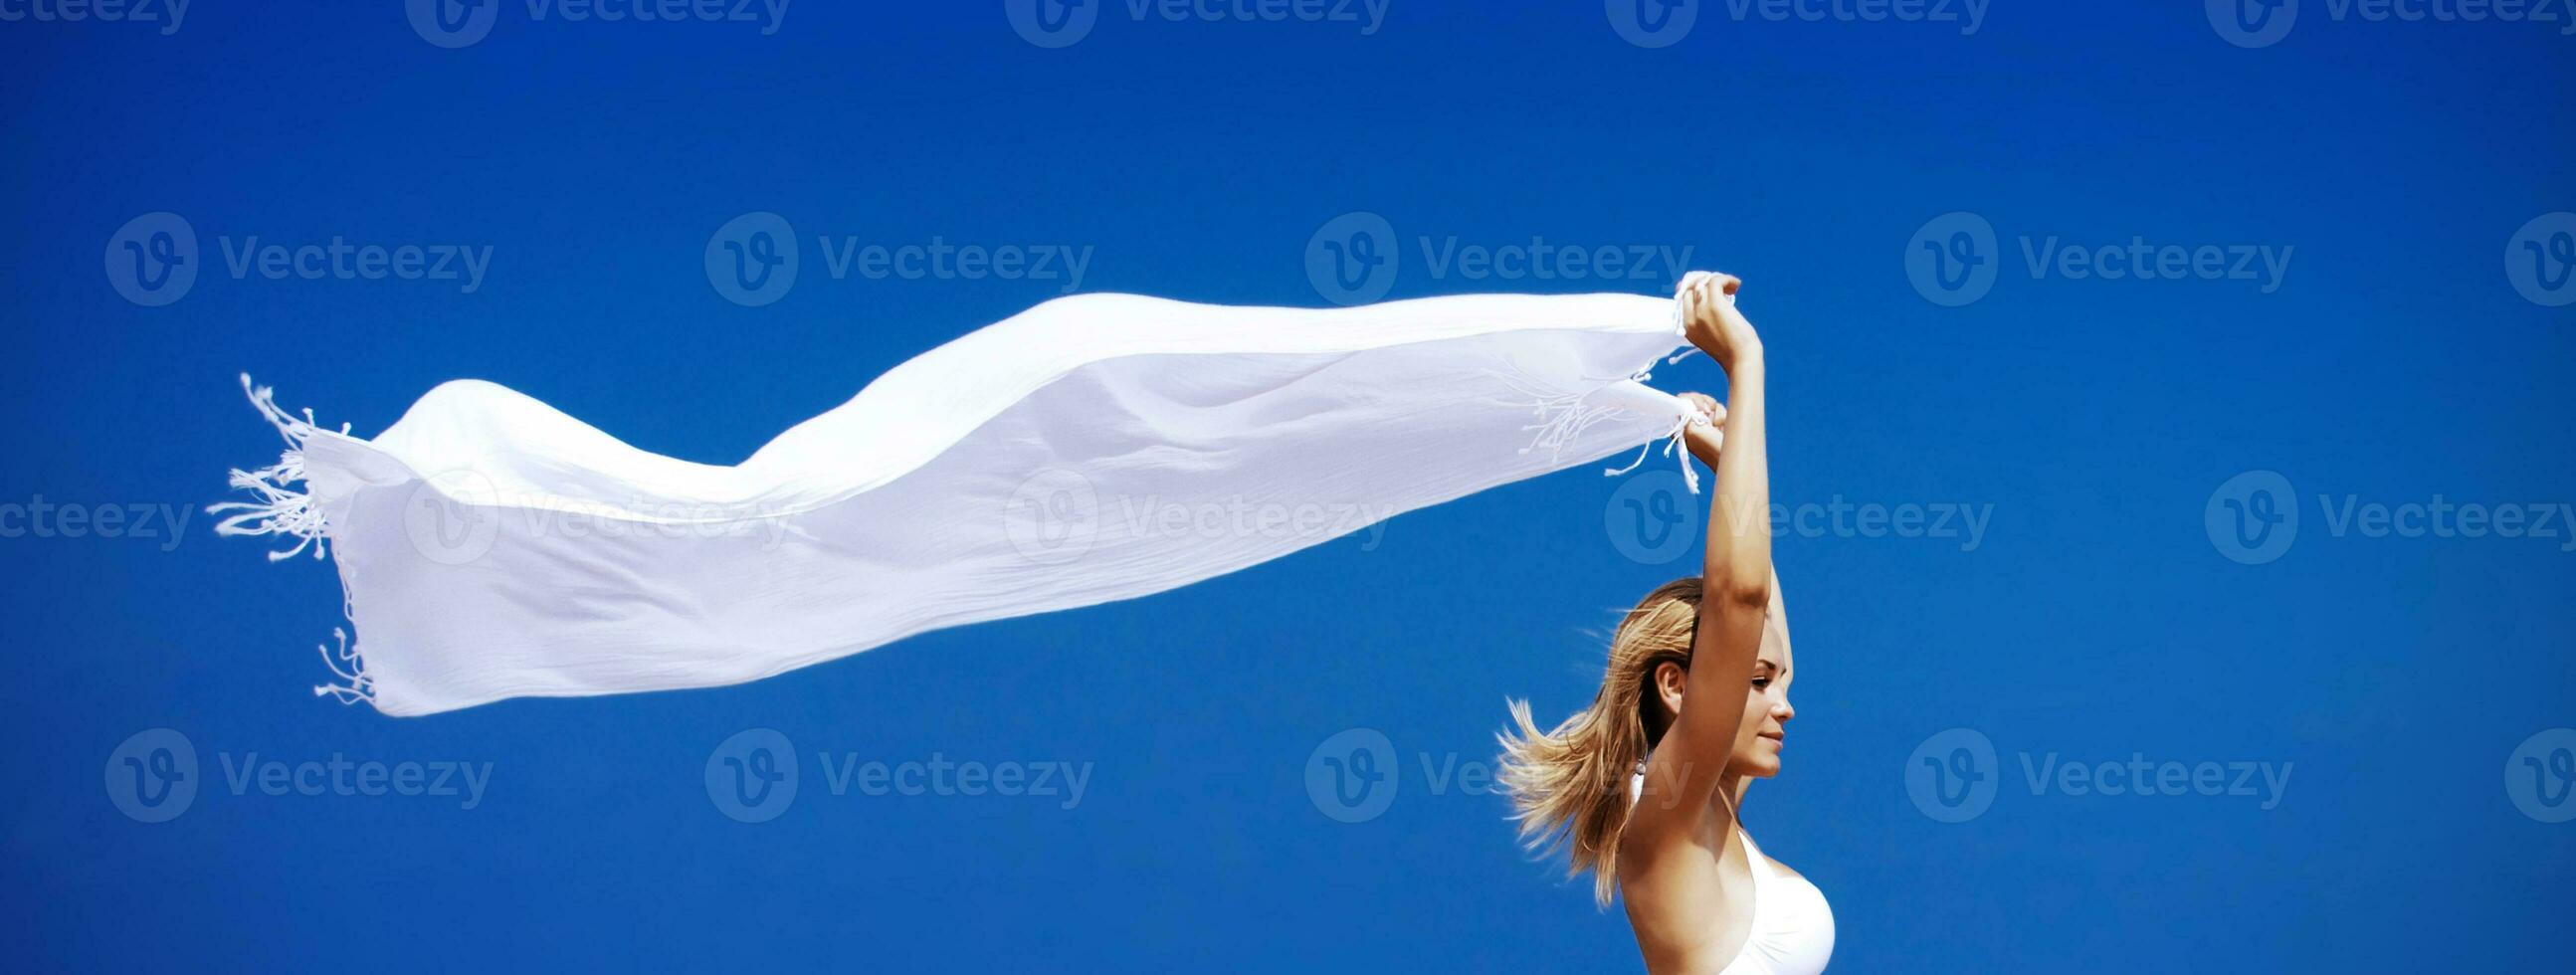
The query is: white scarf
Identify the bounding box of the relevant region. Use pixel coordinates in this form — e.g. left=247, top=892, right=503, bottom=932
left=215, top=290, right=1709, bottom=715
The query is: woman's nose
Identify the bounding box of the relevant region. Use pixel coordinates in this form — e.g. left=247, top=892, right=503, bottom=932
left=1774, top=698, right=1794, bottom=721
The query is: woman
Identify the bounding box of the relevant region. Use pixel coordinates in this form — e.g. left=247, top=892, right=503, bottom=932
left=1498, top=272, right=1832, bottom=974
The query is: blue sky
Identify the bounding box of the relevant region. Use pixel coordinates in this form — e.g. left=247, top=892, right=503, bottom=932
left=4, top=2, right=2572, bottom=971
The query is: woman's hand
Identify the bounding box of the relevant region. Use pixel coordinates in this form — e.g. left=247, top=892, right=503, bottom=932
left=1678, top=271, right=1761, bottom=374
left=1676, top=391, right=1725, bottom=468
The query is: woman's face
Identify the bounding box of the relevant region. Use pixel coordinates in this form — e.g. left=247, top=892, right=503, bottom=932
left=1726, top=594, right=1796, bottom=779
left=1648, top=584, right=1799, bottom=779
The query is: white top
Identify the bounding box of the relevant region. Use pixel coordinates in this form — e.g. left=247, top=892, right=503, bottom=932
left=1714, top=828, right=1835, bottom=975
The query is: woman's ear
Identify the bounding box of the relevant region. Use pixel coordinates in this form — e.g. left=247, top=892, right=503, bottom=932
left=1654, top=661, right=1687, bottom=722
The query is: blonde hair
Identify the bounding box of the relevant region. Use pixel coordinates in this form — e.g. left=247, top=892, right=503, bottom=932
left=1496, top=576, right=1702, bottom=906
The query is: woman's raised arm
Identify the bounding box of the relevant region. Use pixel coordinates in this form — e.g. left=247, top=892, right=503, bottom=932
left=1642, top=272, right=1770, bottom=815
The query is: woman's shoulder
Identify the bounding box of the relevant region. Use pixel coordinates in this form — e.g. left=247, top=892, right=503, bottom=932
left=1618, top=813, right=1761, bottom=975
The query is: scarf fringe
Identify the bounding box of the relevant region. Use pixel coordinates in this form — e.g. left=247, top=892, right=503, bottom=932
left=1500, top=364, right=1703, bottom=495
left=311, top=627, right=373, bottom=705
left=1507, top=283, right=1711, bottom=492
left=1599, top=410, right=1704, bottom=494
left=209, top=374, right=375, bottom=706
left=207, top=374, right=341, bottom=560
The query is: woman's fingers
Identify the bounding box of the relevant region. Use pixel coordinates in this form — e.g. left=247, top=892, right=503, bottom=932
left=1677, top=392, right=1726, bottom=426
left=1676, top=274, right=1746, bottom=365
left=1682, top=272, right=1740, bottom=302
left=1680, top=397, right=1725, bottom=465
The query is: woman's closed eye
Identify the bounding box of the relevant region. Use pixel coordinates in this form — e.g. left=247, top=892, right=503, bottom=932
left=1750, top=661, right=1780, bottom=689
